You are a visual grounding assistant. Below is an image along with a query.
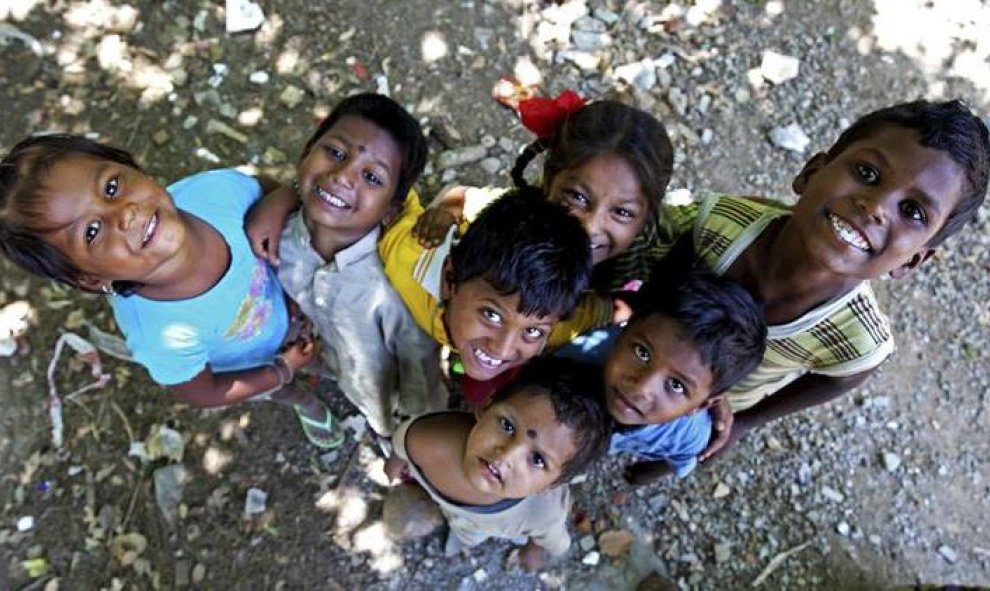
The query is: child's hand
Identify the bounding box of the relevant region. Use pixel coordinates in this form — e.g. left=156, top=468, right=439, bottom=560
left=518, top=540, right=549, bottom=572
left=412, top=208, right=458, bottom=248
left=699, top=397, right=734, bottom=462
left=280, top=337, right=315, bottom=374
left=246, top=184, right=299, bottom=266
left=610, top=291, right=636, bottom=325
left=383, top=455, right=411, bottom=483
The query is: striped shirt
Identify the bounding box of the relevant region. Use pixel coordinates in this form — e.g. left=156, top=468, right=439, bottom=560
left=662, top=195, right=895, bottom=411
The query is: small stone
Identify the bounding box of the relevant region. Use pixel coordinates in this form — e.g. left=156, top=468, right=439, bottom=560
left=498, top=137, right=515, bottom=153
left=226, top=0, right=265, bottom=34
left=16, top=516, right=34, bottom=532
left=152, top=130, right=169, bottom=145
left=248, top=71, right=270, bottom=84
left=244, top=487, right=267, bottom=516
left=836, top=521, right=851, bottom=536
left=613, top=59, right=657, bottom=91
left=758, top=50, right=800, bottom=84
left=472, top=568, right=487, bottom=583
left=713, top=542, right=732, bottom=563
left=821, top=486, right=845, bottom=503
left=436, top=145, right=487, bottom=170
left=174, top=559, right=191, bottom=587
left=478, top=157, right=501, bottom=175
left=598, top=529, right=634, bottom=557
left=480, top=135, right=497, bottom=149
left=579, top=535, right=596, bottom=552
left=581, top=551, right=600, bottom=566
left=558, top=49, right=601, bottom=73
left=648, top=493, right=668, bottom=511
left=937, top=545, right=958, bottom=563
left=712, top=482, right=731, bottom=499
left=769, top=123, right=810, bottom=153
left=279, top=85, right=305, bottom=109
left=182, top=116, right=198, bottom=130
left=882, top=452, right=901, bottom=472
left=868, top=535, right=882, bottom=545
left=191, top=563, right=205, bottom=584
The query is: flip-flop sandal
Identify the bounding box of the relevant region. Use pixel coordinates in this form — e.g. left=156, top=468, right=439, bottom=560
left=293, top=400, right=344, bottom=449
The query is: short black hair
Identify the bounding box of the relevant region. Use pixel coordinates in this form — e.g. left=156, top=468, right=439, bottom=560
left=0, top=133, right=143, bottom=293
left=632, top=239, right=767, bottom=395
left=302, top=93, right=428, bottom=206
left=449, top=186, right=592, bottom=319
left=487, top=357, right=612, bottom=484
left=825, top=99, right=990, bottom=248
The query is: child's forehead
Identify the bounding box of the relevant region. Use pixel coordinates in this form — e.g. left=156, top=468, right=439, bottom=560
left=458, top=278, right=563, bottom=323
left=494, top=389, right=571, bottom=432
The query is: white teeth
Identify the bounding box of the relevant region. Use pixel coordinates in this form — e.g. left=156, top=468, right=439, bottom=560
left=315, top=185, right=349, bottom=209
left=473, top=347, right=504, bottom=368
left=828, top=213, right=871, bottom=252
left=142, top=213, right=157, bottom=246
left=589, top=243, right=603, bottom=251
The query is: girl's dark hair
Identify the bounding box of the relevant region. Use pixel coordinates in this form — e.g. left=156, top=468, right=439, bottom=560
left=825, top=99, right=990, bottom=248
left=302, top=93, right=428, bottom=206
left=0, top=134, right=143, bottom=294
left=511, top=100, right=674, bottom=217
left=449, top=186, right=592, bottom=319
left=487, top=357, right=612, bottom=484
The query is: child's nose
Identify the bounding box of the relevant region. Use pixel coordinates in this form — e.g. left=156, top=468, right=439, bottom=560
left=331, top=161, right=358, bottom=188
left=488, top=332, right=518, bottom=360
left=855, top=193, right=887, bottom=224
left=115, top=202, right=138, bottom=232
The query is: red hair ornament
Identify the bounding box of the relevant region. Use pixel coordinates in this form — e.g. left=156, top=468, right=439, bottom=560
left=518, top=90, right=587, bottom=141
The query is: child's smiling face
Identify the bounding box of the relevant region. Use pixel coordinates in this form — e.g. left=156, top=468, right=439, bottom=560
left=442, top=277, right=560, bottom=381
left=463, top=387, right=577, bottom=498
left=547, top=153, right=649, bottom=266
left=297, top=115, right=400, bottom=244
left=38, top=155, right=186, bottom=291
left=789, top=124, right=966, bottom=280
left=603, top=314, right=714, bottom=426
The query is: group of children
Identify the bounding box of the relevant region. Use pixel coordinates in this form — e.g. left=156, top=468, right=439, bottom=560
left=1, top=86, right=987, bottom=570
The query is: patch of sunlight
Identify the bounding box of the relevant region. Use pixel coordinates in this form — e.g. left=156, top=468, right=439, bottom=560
left=0, top=0, right=44, bottom=21
left=765, top=1, right=784, bottom=18
left=202, top=446, right=232, bottom=475
left=314, top=486, right=369, bottom=534
left=218, top=413, right=251, bottom=442
left=353, top=522, right=403, bottom=573
left=870, top=0, right=990, bottom=98
left=421, top=30, right=448, bottom=63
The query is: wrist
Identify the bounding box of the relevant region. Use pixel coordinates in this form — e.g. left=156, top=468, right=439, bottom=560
left=269, top=354, right=294, bottom=388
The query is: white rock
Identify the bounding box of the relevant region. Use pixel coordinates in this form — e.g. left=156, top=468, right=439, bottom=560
left=248, top=71, right=269, bottom=84
left=479, top=157, right=502, bottom=175
left=244, top=487, right=267, bottom=515
left=769, top=123, right=810, bottom=153
left=836, top=521, right=851, bottom=536
left=437, top=145, right=487, bottom=170
left=821, top=486, right=845, bottom=503
left=279, top=85, right=305, bottom=109
left=713, top=542, right=732, bottom=563
left=581, top=551, right=600, bottom=566
left=558, top=49, right=600, bottom=72
left=16, top=516, right=34, bottom=532
left=759, top=50, right=800, bottom=84
left=882, top=451, right=901, bottom=472
left=225, top=0, right=265, bottom=34
left=613, top=59, right=656, bottom=91
left=579, top=535, right=596, bottom=551
left=937, top=544, right=958, bottom=563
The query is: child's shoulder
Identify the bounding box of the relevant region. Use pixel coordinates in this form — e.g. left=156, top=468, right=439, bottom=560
left=166, top=168, right=262, bottom=212
left=403, top=411, right=473, bottom=460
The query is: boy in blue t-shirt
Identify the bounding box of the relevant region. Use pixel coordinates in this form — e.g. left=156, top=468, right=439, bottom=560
left=604, top=259, right=767, bottom=483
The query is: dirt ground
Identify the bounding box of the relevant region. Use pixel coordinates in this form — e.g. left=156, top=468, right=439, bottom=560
left=1, top=1, right=989, bottom=590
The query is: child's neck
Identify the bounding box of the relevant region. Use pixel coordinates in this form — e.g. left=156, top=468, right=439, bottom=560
left=304, top=213, right=369, bottom=261
left=734, top=218, right=862, bottom=324
left=137, top=211, right=230, bottom=301
left=412, top=414, right=506, bottom=506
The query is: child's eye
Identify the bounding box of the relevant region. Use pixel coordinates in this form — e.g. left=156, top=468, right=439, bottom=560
left=900, top=200, right=928, bottom=224
left=564, top=190, right=590, bottom=209
left=613, top=207, right=635, bottom=221
left=524, top=326, right=547, bottom=340
left=667, top=378, right=686, bottom=396
left=853, top=163, right=879, bottom=184
left=531, top=452, right=547, bottom=470
left=104, top=176, right=119, bottom=199
left=85, top=220, right=101, bottom=244
left=481, top=308, right=502, bottom=324
left=499, top=416, right=514, bottom=434
left=363, top=171, right=383, bottom=187
left=632, top=343, right=650, bottom=363
left=325, top=145, right=345, bottom=160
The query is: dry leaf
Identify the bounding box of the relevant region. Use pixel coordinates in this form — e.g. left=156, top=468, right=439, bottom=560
left=598, top=529, right=634, bottom=557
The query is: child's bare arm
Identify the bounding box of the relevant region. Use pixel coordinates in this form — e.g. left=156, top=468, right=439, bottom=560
left=167, top=338, right=315, bottom=406
left=245, top=184, right=299, bottom=265
left=519, top=540, right=550, bottom=571
left=703, top=370, right=873, bottom=461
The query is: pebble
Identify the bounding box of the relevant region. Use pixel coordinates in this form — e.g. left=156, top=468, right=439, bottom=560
left=579, top=535, right=596, bottom=552
left=436, top=145, right=487, bottom=169
left=769, top=123, right=810, bottom=153
left=244, top=487, right=267, bottom=516
left=497, top=137, right=515, bottom=153
left=836, top=521, right=851, bottom=536
left=478, top=157, right=501, bottom=175
left=279, top=85, right=305, bottom=109
left=648, top=493, right=668, bottom=511
left=937, top=545, right=958, bottom=564
left=16, top=516, right=34, bottom=532
left=191, top=563, right=206, bottom=584
left=581, top=551, right=600, bottom=566
left=758, top=50, right=800, bottom=84
left=613, top=59, right=657, bottom=91
left=713, top=542, right=732, bottom=563
left=882, top=452, right=901, bottom=472
left=248, top=71, right=270, bottom=84
left=821, top=486, right=845, bottom=503
left=712, top=482, right=731, bottom=499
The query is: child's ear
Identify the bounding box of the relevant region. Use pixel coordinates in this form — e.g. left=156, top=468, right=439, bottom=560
left=792, top=152, right=829, bottom=195
left=440, top=258, right=455, bottom=300
left=698, top=393, right=725, bottom=412
left=889, top=248, right=936, bottom=279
